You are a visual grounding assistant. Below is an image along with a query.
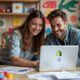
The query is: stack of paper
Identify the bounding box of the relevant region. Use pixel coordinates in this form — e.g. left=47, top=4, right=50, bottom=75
left=0, top=66, right=34, bottom=75
left=26, top=71, right=80, bottom=80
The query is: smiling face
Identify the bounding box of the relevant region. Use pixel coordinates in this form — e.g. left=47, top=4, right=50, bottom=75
left=50, top=16, right=68, bottom=40
left=28, top=18, right=43, bottom=37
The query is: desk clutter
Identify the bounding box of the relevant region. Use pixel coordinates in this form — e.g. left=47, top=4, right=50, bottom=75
left=0, top=71, right=13, bottom=80
left=0, top=66, right=34, bottom=75
left=26, top=71, right=80, bottom=80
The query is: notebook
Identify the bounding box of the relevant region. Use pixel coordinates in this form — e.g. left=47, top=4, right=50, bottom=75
left=39, top=46, right=79, bottom=71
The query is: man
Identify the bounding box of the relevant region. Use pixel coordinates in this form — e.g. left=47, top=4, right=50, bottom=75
left=44, top=9, right=80, bottom=66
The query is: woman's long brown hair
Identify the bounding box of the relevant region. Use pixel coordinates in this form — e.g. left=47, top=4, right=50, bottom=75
left=16, top=10, right=45, bottom=53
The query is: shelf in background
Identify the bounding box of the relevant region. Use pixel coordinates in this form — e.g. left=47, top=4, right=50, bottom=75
left=0, top=0, right=40, bottom=3
left=0, top=13, right=30, bottom=16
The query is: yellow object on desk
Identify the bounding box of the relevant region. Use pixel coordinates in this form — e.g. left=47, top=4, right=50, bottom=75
left=7, top=73, right=13, bottom=80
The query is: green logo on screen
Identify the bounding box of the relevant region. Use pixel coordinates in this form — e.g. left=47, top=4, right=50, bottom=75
left=56, top=50, right=62, bottom=62
left=56, top=50, right=62, bottom=56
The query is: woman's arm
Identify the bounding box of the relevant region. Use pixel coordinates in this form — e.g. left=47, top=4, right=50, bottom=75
left=11, top=56, right=39, bottom=68
left=9, top=30, right=39, bottom=68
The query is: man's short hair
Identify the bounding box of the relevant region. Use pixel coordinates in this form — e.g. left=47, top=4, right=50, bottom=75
left=47, top=9, right=67, bottom=22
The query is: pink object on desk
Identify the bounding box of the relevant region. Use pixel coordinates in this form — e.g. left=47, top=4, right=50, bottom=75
left=0, top=72, right=7, bottom=80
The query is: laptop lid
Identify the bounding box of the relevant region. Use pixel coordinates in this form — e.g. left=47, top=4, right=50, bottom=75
left=39, top=46, right=79, bottom=71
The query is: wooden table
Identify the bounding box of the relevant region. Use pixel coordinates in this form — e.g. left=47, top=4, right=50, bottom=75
left=0, top=65, right=38, bottom=80
left=0, top=65, right=80, bottom=80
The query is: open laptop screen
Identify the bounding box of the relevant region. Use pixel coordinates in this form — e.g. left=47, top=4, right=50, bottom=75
left=39, top=46, right=79, bottom=71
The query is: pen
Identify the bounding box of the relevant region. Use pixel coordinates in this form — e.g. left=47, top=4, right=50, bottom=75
left=19, top=69, right=29, bottom=72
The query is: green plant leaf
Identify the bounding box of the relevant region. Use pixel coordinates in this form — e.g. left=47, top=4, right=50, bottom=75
left=58, top=0, right=78, bottom=12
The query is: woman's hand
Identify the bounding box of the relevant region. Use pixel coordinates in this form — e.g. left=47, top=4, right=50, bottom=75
left=34, top=60, right=39, bottom=67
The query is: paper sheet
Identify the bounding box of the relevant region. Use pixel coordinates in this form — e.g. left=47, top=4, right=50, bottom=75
left=0, top=66, right=34, bottom=75
left=27, top=72, right=58, bottom=80
left=26, top=71, right=80, bottom=80
left=53, top=71, right=80, bottom=79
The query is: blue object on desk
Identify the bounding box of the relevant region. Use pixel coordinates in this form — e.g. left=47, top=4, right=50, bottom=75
left=0, top=73, right=4, bottom=78
left=19, top=69, right=30, bottom=72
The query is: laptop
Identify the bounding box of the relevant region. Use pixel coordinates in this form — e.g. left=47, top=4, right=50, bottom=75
left=39, top=46, right=79, bottom=71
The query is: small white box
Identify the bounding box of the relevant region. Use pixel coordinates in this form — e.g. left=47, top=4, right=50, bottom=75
left=12, top=3, right=23, bottom=13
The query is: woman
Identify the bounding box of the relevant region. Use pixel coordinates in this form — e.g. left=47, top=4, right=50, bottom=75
left=8, top=10, right=45, bottom=67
